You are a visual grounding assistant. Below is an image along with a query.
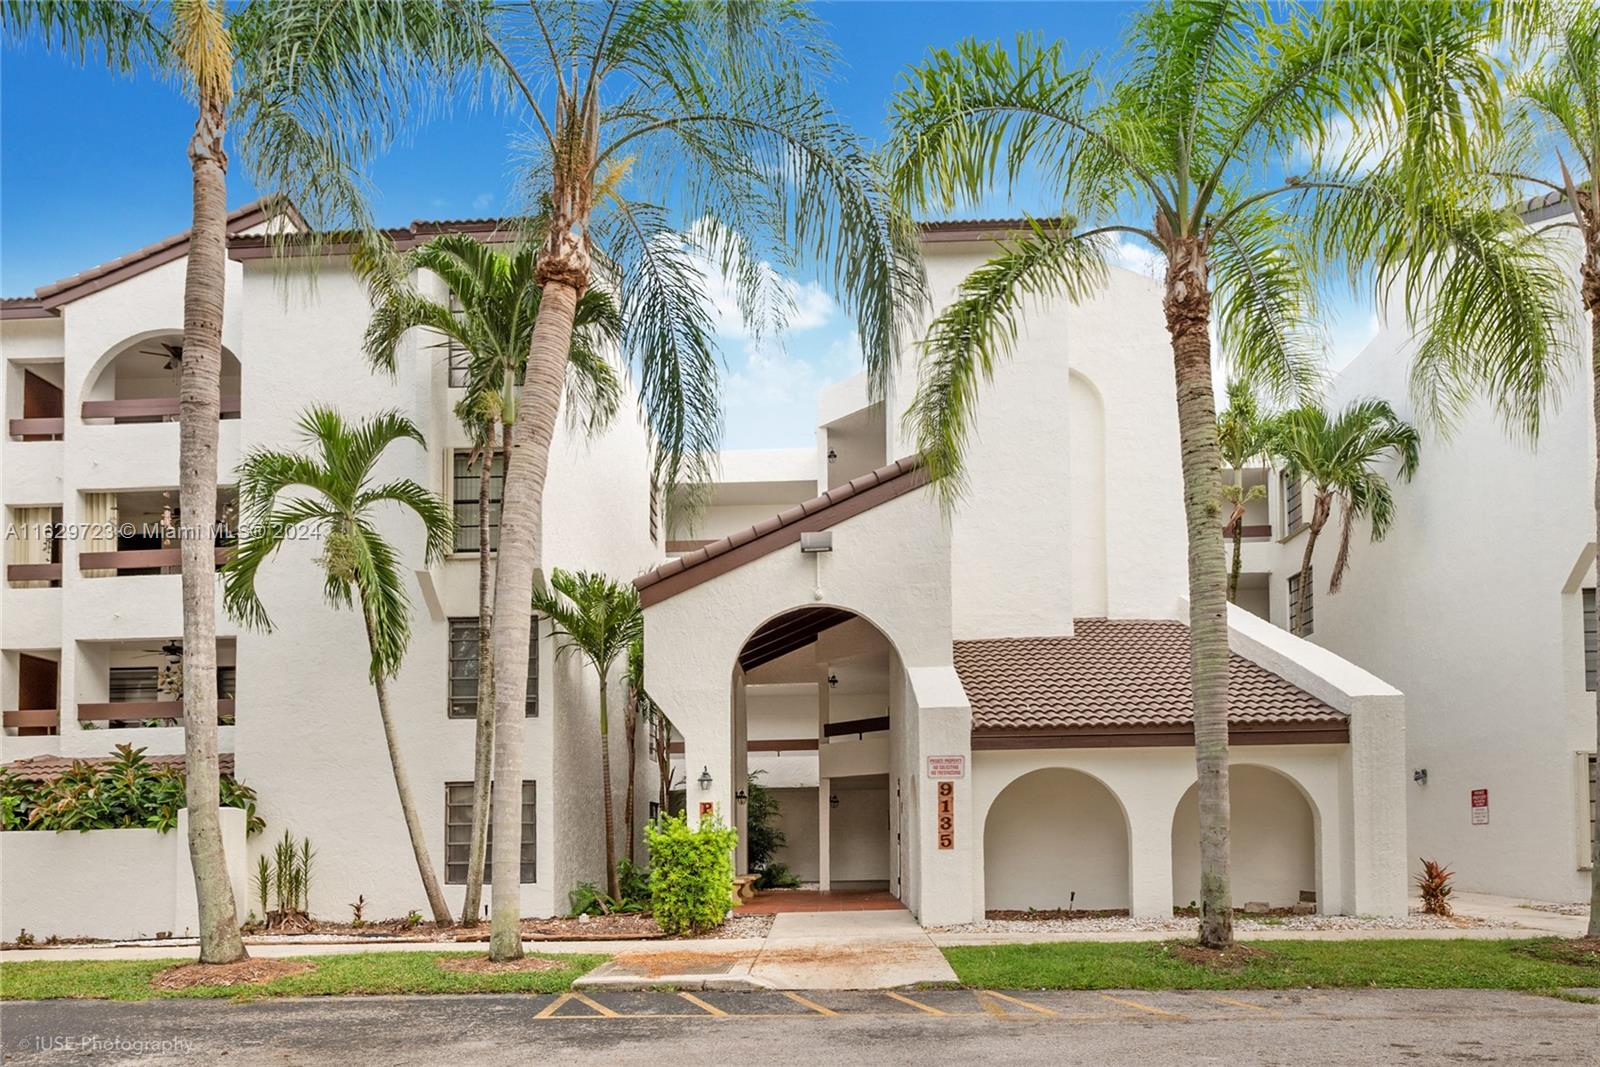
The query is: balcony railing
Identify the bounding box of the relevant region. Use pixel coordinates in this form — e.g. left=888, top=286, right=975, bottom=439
left=78, top=547, right=233, bottom=575
left=1221, top=523, right=1273, bottom=541
left=6, top=563, right=63, bottom=583
left=3, top=708, right=60, bottom=730
left=81, top=396, right=241, bottom=423
left=8, top=417, right=65, bottom=440
left=77, top=699, right=235, bottom=726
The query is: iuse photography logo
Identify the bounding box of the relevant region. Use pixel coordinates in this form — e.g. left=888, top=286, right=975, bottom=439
left=17, top=1034, right=195, bottom=1055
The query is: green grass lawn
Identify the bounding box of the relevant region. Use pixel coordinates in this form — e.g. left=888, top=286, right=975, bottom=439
left=942, top=938, right=1600, bottom=992
left=0, top=951, right=608, bottom=1001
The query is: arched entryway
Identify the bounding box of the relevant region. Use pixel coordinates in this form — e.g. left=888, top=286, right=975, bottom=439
left=82, top=332, right=241, bottom=423
left=1170, top=764, right=1318, bottom=910
left=983, top=768, right=1130, bottom=911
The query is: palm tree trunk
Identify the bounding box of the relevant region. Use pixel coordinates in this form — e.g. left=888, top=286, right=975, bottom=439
left=599, top=671, right=619, bottom=900
left=1229, top=521, right=1244, bottom=603
left=362, top=608, right=453, bottom=926
left=461, top=434, right=497, bottom=926
left=1296, top=495, right=1330, bottom=633
left=180, top=90, right=246, bottom=965
left=1162, top=234, right=1233, bottom=949
left=624, top=687, right=638, bottom=866
left=656, top=712, right=670, bottom=814
left=488, top=279, right=584, bottom=960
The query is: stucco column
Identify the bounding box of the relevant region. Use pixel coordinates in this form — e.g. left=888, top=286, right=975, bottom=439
left=683, top=726, right=735, bottom=836
left=817, top=776, right=832, bottom=891
left=1122, top=791, right=1177, bottom=918
left=905, top=666, right=975, bottom=925
left=1349, top=693, right=1408, bottom=916
left=733, top=670, right=749, bottom=874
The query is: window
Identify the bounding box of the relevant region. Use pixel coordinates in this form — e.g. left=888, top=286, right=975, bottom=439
left=445, top=295, right=469, bottom=388
left=109, top=666, right=159, bottom=702
left=1288, top=571, right=1314, bottom=637
left=1586, top=753, right=1598, bottom=868
left=1584, top=589, right=1596, bottom=692
left=448, top=617, right=537, bottom=718
left=452, top=452, right=504, bottom=553
left=216, top=666, right=236, bottom=700
left=1281, top=470, right=1303, bottom=533
left=445, top=781, right=535, bottom=884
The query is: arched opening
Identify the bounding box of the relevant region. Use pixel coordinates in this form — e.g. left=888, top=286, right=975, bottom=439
left=1170, top=765, right=1317, bottom=911
left=82, top=332, right=241, bottom=423
left=983, top=768, right=1130, bottom=912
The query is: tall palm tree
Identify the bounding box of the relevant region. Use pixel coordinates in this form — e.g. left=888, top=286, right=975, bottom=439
left=223, top=407, right=456, bottom=925
left=1216, top=379, right=1279, bottom=604
left=622, top=636, right=655, bottom=865
left=531, top=570, right=645, bottom=902
left=360, top=233, right=623, bottom=925
left=461, top=2, right=924, bottom=960
left=3, top=0, right=473, bottom=964
left=1276, top=399, right=1420, bottom=629
left=887, top=1, right=1511, bottom=947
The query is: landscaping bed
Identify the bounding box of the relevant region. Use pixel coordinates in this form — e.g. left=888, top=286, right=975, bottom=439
left=936, top=908, right=1489, bottom=936
left=0, top=950, right=606, bottom=1001
left=941, top=937, right=1600, bottom=991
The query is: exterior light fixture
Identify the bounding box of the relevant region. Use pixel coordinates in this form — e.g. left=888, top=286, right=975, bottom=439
left=827, top=673, right=839, bottom=688
left=829, top=794, right=840, bottom=809
left=1413, top=768, right=1428, bottom=785
left=799, top=530, right=832, bottom=553
left=735, top=789, right=748, bottom=802
left=698, top=766, right=713, bottom=791
left=827, top=448, right=838, bottom=463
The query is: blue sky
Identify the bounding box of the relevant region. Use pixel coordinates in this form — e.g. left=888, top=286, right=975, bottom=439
left=1, top=1, right=1376, bottom=449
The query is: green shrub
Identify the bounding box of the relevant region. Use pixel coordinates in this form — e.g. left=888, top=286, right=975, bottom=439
left=757, top=862, right=801, bottom=889
left=569, top=858, right=653, bottom=917
left=645, top=814, right=738, bottom=935
left=0, top=745, right=264, bottom=835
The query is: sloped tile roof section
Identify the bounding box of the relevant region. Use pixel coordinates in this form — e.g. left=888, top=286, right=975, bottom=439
left=3, top=751, right=235, bottom=783
left=229, top=215, right=510, bottom=260
left=25, top=199, right=298, bottom=310
left=635, top=456, right=928, bottom=606
left=0, top=297, right=55, bottom=320
left=920, top=217, right=1065, bottom=243
left=957, top=619, right=1347, bottom=748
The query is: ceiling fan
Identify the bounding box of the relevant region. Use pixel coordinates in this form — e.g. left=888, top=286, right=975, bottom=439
left=134, top=341, right=184, bottom=370
left=137, top=640, right=184, bottom=662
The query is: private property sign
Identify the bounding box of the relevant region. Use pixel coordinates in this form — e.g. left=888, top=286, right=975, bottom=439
left=927, top=755, right=966, bottom=779
left=1471, top=788, right=1489, bottom=826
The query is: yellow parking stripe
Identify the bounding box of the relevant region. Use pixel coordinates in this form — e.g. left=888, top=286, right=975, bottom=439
left=677, top=991, right=729, bottom=1017
left=1209, top=994, right=1272, bottom=1013
left=1099, top=992, right=1183, bottom=1018
left=977, top=992, right=1011, bottom=1018
left=883, top=991, right=947, bottom=1016
left=984, top=991, right=1057, bottom=1017
left=782, top=991, right=839, bottom=1016
left=572, top=993, right=620, bottom=1017
left=535, top=994, right=572, bottom=1019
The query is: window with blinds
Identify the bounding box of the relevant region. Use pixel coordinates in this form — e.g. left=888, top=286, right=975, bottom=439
left=445, top=294, right=469, bottom=388
left=451, top=452, right=504, bottom=553
left=1281, top=470, right=1303, bottom=533
left=448, top=617, right=537, bottom=719
left=1288, top=571, right=1314, bottom=637
left=445, top=781, right=535, bottom=884
left=1584, top=589, right=1596, bottom=692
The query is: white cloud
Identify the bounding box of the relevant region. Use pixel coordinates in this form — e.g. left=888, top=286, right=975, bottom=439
left=471, top=192, right=494, bottom=212
left=1296, top=115, right=1387, bottom=175
left=1101, top=234, right=1164, bottom=280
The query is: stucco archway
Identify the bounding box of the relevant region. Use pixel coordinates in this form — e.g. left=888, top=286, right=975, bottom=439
left=1170, top=764, right=1318, bottom=910
left=982, top=767, right=1131, bottom=911
left=81, top=331, right=241, bottom=420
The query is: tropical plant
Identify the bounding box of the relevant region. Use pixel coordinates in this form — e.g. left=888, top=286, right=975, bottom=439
left=531, top=569, right=645, bottom=902
left=1415, top=858, right=1455, bottom=917
left=622, top=636, right=655, bottom=866
left=360, top=233, right=625, bottom=926
left=645, top=814, right=739, bottom=936
left=2, top=0, right=475, bottom=965
left=454, top=1, right=924, bottom=960
left=887, top=0, right=1509, bottom=947
left=222, top=406, right=456, bottom=925
left=744, top=771, right=794, bottom=889
left=253, top=831, right=315, bottom=928
left=1215, top=379, right=1280, bottom=603
left=1276, top=399, right=1420, bottom=625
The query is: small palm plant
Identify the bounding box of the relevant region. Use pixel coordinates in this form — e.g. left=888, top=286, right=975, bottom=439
left=1216, top=379, right=1280, bottom=604
left=223, top=406, right=455, bottom=925
left=1276, top=399, right=1421, bottom=627
left=531, top=570, right=644, bottom=901
left=360, top=232, right=624, bottom=926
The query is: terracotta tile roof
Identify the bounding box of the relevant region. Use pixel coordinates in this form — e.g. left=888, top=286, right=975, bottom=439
left=3, top=751, right=235, bottom=783
left=956, top=619, right=1344, bottom=734
left=635, top=456, right=927, bottom=606
left=919, top=217, right=1066, bottom=243
left=0, top=297, right=55, bottom=320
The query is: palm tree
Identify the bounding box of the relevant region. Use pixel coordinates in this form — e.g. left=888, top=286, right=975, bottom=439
left=359, top=233, right=623, bottom=926
left=223, top=407, right=456, bottom=925
left=622, top=636, right=655, bottom=865
left=1276, top=399, right=1420, bottom=630
left=4, top=0, right=473, bottom=964
left=461, top=2, right=924, bottom=960
left=531, top=570, right=645, bottom=902
left=887, top=1, right=1510, bottom=947
left=1216, top=379, right=1279, bottom=604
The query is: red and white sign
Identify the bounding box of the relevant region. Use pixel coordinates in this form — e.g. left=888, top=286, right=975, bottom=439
left=927, top=755, right=966, bottom=779
left=1470, top=788, right=1489, bottom=826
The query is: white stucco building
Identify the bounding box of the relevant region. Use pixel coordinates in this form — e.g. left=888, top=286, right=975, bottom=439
left=3, top=207, right=1412, bottom=936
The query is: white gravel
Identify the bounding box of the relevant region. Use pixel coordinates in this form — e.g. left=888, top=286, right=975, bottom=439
left=930, top=909, right=1493, bottom=935
left=1519, top=902, right=1591, bottom=917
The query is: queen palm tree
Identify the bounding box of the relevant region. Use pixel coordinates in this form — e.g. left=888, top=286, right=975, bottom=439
left=3, top=0, right=474, bottom=964
left=1275, top=399, right=1420, bottom=629
left=360, top=233, right=623, bottom=925
left=887, top=0, right=1515, bottom=947
left=1216, top=379, right=1280, bottom=604
left=222, top=407, right=456, bottom=925
left=460, top=2, right=924, bottom=959
left=531, top=570, right=645, bottom=902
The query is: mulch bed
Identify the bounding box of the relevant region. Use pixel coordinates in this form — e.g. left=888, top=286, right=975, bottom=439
left=1522, top=937, right=1600, bottom=967
left=436, top=955, right=563, bottom=975
left=151, top=959, right=313, bottom=990
left=985, top=909, right=1129, bottom=921
left=1164, top=941, right=1276, bottom=971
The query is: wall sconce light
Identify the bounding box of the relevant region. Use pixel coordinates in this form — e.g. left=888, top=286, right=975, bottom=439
left=827, top=673, right=839, bottom=688
left=698, top=766, right=713, bottom=791
left=1412, top=768, right=1428, bottom=785
left=829, top=794, right=840, bottom=809
left=735, top=789, right=748, bottom=802
left=826, top=448, right=838, bottom=463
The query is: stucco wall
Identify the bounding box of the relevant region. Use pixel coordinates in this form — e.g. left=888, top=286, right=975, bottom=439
left=984, top=767, right=1130, bottom=910
left=769, top=786, right=820, bottom=882
left=1171, top=764, right=1317, bottom=909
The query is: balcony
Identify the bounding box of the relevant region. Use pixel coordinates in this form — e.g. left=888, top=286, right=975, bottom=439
left=81, top=335, right=240, bottom=426
left=80, top=395, right=241, bottom=424
left=7, top=362, right=65, bottom=440
left=75, top=638, right=237, bottom=729
left=8, top=416, right=65, bottom=440
left=75, top=487, right=236, bottom=578
left=78, top=546, right=233, bottom=577
left=76, top=699, right=235, bottom=727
